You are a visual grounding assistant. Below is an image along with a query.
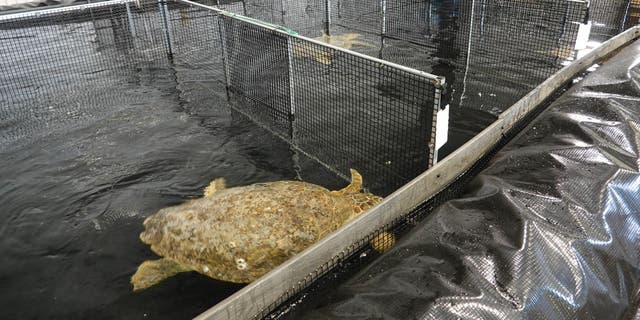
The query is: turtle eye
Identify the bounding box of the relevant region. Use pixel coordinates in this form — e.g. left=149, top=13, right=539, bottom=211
left=235, top=258, right=248, bottom=270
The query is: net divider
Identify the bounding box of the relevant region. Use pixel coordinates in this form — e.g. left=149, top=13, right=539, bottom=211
left=177, top=0, right=445, bottom=87
left=195, top=25, right=640, bottom=320
left=0, top=0, right=138, bottom=21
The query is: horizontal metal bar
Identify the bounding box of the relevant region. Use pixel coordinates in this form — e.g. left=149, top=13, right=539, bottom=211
left=177, top=0, right=289, bottom=30
left=294, top=33, right=444, bottom=83
left=0, top=0, right=137, bottom=21
left=196, top=25, right=640, bottom=320
left=177, top=0, right=444, bottom=85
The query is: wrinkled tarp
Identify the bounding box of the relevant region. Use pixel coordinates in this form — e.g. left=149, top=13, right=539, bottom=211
left=290, top=40, right=640, bottom=319
left=0, top=0, right=75, bottom=11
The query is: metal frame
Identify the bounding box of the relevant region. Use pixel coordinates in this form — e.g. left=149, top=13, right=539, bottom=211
left=177, top=0, right=446, bottom=186
left=0, top=0, right=137, bottom=21
left=177, top=0, right=445, bottom=86
left=195, top=25, right=640, bottom=320
left=0, top=0, right=448, bottom=317
left=158, top=0, right=174, bottom=59
left=285, top=37, right=296, bottom=141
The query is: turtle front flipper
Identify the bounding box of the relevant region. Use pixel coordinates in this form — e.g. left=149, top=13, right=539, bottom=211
left=131, top=258, right=193, bottom=291
left=204, top=178, right=226, bottom=197
left=331, top=169, right=363, bottom=196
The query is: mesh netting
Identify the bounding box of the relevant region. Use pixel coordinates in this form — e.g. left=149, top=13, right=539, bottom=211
left=0, top=0, right=443, bottom=194
left=210, top=7, right=444, bottom=193
left=2, top=0, right=638, bottom=319
left=227, top=0, right=589, bottom=116
left=223, top=16, right=293, bottom=138
left=0, top=0, right=170, bottom=147
left=265, top=38, right=640, bottom=320
left=289, top=38, right=440, bottom=193
left=590, top=0, right=630, bottom=40
left=451, top=0, right=588, bottom=113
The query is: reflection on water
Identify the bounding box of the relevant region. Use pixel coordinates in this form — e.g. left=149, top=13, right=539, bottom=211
left=0, top=7, right=342, bottom=319
left=0, top=0, right=633, bottom=319
left=240, top=0, right=589, bottom=161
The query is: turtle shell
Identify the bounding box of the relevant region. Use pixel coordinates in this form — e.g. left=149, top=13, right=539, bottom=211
left=140, top=180, right=354, bottom=283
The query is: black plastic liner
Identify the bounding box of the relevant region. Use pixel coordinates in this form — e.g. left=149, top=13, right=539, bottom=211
left=290, top=40, right=640, bottom=319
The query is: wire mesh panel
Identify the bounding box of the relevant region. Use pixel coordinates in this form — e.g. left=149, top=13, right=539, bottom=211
left=290, top=37, right=441, bottom=193
left=163, top=1, right=232, bottom=108
left=590, top=0, right=630, bottom=40
left=385, top=0, right=461, bottom=47
left=227, top=0, right=588, bottom=117
left=220, top=15, right=294, bottom=139
left=166, top=3, right=222, bottom=69
left=448, top=0, right=588, bottom=114
left=169, top=0, right=444, bottom=193
left=627, top=0, right=640, bottom=29
left=244, top=0, right=326, bottom=36
left=330, top=0, right=381, bottom=35
left=0, top=0, right=171, bottom=147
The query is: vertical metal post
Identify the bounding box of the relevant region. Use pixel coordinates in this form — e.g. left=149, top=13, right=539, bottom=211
left=427, top=0, right=433, bottom=35
left=125, top=2, right=137, bottom=37
left=380, top=0, right=386, bottom=35
left=325, top=0, right=331, bottom=36
left=87, top=0, right=96, bottom=21
left=280, top=0, right=286, bottom=25
left=158, top=0, right=174, bottom=60
left=621, top=0, right=631, bottom=31
left=428, top=83, right=439, bottom=167
left=379, top=0, right=386, bottom=59
left=286, top=37, right=296, bottom=142
left=460, top=0, right=475, bottom=106
left=479, top=0, right=486, bottom=37
left=433, top=92, right=449, bottom=165
left=217, top=16, right=232, bottom=99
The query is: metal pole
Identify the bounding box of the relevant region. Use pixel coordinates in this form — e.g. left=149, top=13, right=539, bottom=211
left=427, top=0, right=433, bottom=35
left=461, top=0, right=475, bottom=106
left=195, top=24, right=640, bottom=320
left=380, top=0, right=386, bottom=35
left=622, top=0, right=632, bottom=31
left=125, top=2, right=137, bottom=37
left=479, top=0, right=486, bottom=37
left=0, top=0, right=138, bottom=21
left=325, top=0, right=331, bottom=36
left=87, top=0, right=96, bottom=21
left=217, top=17, right=232, bottom=99
left=158, top=0, right=174, bottom=60
left=286, top=37, right=296, bottom=142
left=379, top=0, right=386, bottom=59
left=177, top=0, right=443, bottom=83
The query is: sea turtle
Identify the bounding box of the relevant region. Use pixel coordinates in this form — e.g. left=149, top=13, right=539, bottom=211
left=293, top=33, right=373, bottom=65
left=131, top=169, right=393, bottom=291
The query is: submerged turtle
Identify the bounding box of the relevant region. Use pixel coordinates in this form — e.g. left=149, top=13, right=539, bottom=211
left=292, top=33, right=373, bottom=65
left=131, top=169, right=393, bottom=291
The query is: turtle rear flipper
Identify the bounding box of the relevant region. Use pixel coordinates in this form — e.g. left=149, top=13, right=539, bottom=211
left=204, top=178, right=226, bottom=197
left=369, top=231, right=396, bottom=254
left=331, top=169, right=363, bottom=196
left=131, top=258, right=192, bottom=291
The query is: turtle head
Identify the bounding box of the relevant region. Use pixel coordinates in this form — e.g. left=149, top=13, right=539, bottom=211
left=343, top=193, right=383, bottom=220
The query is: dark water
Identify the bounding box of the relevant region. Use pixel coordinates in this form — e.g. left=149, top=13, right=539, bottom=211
left=0, top=23, right=344, bottom=320
left=0, top=0, right=586, bottom=318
